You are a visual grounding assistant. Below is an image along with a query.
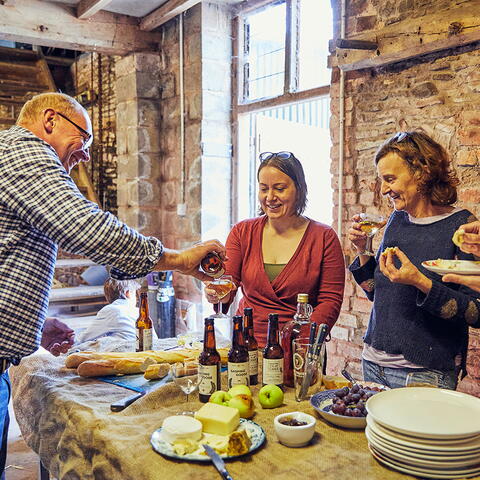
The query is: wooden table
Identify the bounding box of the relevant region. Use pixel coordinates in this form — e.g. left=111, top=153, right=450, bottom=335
left=9, top=352, right=421, bottom=480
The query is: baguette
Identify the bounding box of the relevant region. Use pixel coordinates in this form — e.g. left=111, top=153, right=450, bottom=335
left=66, top=348, right=230, bottom=369
left=143, top=363, right=170, bottom=380
left=77, top=358, right=149, bottom=377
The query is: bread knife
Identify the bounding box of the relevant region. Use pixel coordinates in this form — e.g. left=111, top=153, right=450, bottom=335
left=110, top=392, right=145, bottom=412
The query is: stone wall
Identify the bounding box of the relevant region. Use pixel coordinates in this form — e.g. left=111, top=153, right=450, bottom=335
left=328, top=0, right=480, bottom=395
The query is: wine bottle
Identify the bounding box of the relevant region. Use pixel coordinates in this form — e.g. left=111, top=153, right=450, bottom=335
left=200, top=252, right=225, bottom=278
left=136, top=289, right=153, bottom=352
left=227, top=315, right=249, bottom=388
left=198, top=317, right=221, bottom=402
left=280, top=293, right=312, bottom=387
left=262, top=313, right=284, bottom=388
left=243, top=307, right=258, bottom=385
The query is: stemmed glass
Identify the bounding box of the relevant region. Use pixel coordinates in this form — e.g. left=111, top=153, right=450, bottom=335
left=206, top=275, right=235, bottom=319
left=358, top=213, right=385, bottom=256
left=170, top=361, right=200, bottom=405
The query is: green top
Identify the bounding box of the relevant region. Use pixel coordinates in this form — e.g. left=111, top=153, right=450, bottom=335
left=264, top=263, right=286, bottom=283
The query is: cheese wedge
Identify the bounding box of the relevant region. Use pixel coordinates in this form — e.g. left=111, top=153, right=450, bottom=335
left=194, top=403, right=239, bottom=436
left=161, top=416, right=202, bottom=444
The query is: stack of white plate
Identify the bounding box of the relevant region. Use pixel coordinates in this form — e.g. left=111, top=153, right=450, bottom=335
left=365, top=387, right=480, bottom=479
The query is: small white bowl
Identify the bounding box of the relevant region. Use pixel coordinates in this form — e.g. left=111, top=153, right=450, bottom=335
left=274, top=411, right=316, bottom=447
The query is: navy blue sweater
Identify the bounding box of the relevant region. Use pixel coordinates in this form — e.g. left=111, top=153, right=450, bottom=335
left=350, top=209, right=480, bottom=374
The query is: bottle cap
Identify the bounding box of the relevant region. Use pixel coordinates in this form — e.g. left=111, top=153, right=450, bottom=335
left=297, top=293, right=309, bottom=303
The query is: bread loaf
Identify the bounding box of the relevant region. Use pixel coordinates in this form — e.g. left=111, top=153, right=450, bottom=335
left=77, top=358, right=149, bottom=377
left=143, top=363, right=170, bottom=380
left=66, top=347, right=230, bottom=369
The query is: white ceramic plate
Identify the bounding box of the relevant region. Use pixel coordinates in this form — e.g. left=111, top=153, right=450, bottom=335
left=366, top=416, right=480, bottom=448
left=366, top=423, right=480, bottom=456
left=422, top=259, right=480, bottom=276
left=150, top=418, right=265, bottom=462
left=369, top=445, right=480, bottom=479
left=365, top=428, right=480, bottom=468
left=366, top=387, right=480, bottom=439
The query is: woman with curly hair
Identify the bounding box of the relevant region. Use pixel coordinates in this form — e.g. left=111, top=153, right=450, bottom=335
left=348, top=131, right=480, bottom=390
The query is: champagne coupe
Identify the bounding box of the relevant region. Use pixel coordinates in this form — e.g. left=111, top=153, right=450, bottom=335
left=170, top=361, right=200, bottom=404
left=358, top=212, right=385, bottom=256
left=207, top=275, right=235, bottom=319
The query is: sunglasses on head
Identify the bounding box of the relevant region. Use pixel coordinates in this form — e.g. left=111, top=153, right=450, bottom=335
left=259, top=151, right=295, bottom=162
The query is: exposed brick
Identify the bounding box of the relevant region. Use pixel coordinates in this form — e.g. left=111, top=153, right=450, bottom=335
left=331, top=325, right=351, bottom=341
left=411, top=82, right=438, bottom=98
left=455, top=149, right=479, bottom=167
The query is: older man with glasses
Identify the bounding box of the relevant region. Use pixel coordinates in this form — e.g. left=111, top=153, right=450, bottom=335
left=0, top=92, right=225, bottom=477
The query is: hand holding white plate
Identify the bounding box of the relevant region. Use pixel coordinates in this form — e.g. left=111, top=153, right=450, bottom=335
left=422, top=259, right=480, bottom=276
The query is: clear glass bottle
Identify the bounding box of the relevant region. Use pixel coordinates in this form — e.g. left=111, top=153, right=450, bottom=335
left=280, top=293, right=312, bottom=387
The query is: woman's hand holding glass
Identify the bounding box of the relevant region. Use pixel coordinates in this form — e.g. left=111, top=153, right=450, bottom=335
left=348, top=213, right=386, bottom=257
left=379, top=247, right=432, bottom=294
left=204, top=275, right=236, bottom=318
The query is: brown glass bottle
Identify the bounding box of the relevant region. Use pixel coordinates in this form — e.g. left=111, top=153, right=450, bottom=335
left=227, top=315, right=249, bottom=388
left=136, top=289, right=153, bottom=352
left=262, top=313, right=284, bottom=387
left=281, top=293, right=312, bottom=387
left=198, top=317, right=221, bottom=402
left=243, top=307, right=258, bottom=385
left=200, top=252, right=225, bottom=278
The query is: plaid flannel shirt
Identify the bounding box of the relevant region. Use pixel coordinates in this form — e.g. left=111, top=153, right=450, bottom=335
left=0, top=126, right=163, bottom=363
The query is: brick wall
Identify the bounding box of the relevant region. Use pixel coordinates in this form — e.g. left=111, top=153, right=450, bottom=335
left=329, top=0, right=480, bottom=396
left=71, top=53, right=118, bottom=215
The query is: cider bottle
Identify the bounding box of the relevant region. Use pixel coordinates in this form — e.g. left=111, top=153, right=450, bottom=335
left=227, top=315, right=249, bottom=388
left=262, top=313, right=284, bottom=387
left=198, top=317, right=221, bottom=402
left=243, top=307, right=258, bottom=385
left=200, top=252, right=225, bottom=278
left=280, top=293, right=312, bottom=387
left=136, top=289, right=153, bottom=352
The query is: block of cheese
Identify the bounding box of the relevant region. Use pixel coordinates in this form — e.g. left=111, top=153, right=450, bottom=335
left=194, top=403, right=240, bottom=436
left=161, top=416, right=203, bottom=444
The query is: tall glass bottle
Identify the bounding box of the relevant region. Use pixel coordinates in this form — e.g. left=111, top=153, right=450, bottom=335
left=280, top=293, right=312, bottom=387
left=227, top=315, right=249, bottom=388
left=243, top=307, right=258, bottom=385
left=136, top=289, right=153, bottom=352
left=262, top=313, right=284, bottom=388
left=198, top=317, right=221, bottom=402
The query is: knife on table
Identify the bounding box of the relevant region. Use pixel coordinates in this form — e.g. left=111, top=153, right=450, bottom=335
left=203, top=444, right=234, bottom=480
left=110, top=391, right=145, bottom=412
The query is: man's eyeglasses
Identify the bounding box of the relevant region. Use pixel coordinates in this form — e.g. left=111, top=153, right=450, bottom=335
left=259, top=151, right=294, bottom=162
left=57, top=112, right=92, bottom=148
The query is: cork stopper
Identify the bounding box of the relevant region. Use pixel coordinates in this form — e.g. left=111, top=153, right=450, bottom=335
left=297, top=293, right=309, bottom=303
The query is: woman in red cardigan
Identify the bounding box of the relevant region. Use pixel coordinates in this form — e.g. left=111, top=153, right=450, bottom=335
left=205, top=151, right=345, bottom=347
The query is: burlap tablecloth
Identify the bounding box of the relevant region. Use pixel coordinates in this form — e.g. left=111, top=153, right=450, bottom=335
left=9, top=352, right=425, bottom=480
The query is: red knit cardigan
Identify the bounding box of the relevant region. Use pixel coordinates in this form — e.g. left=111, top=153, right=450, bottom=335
left=225, top=216, right=345, bottom=347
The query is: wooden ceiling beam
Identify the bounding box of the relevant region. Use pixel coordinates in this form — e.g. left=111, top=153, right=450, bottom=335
left=0, top=0, right=161, bottom=56
left=331, top=3, right=480, bottom=71
left=77, top=0, right=114, bottom=20
left=140, top=0, right=201, bottom=31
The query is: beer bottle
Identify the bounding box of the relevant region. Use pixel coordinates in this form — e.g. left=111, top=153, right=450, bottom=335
left=243, top=307, right=258, bottom=385
left=198, top=317, right=221, bottom=402
left=200, top=252, right=225, bottom=278
left=136, top=289, right=153, bottom=351
left=262, top=313, right=284, bottom=387
left=227, top=315, right=249, bottom=388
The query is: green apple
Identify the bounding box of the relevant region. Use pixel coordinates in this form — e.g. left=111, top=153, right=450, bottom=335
left=209, top=390, right=231, bottom=406
left=228, top=394, right=255, bottom=419
left=227, top=384, right=252, bottom=398
left=258, top=384, right=284, bottom=409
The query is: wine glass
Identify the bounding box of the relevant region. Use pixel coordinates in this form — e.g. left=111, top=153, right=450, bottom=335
left=405, top=371, right=439, bottom=388
left=170, top=361, right=200, bottom=405
left=206, top=275, right=235, bottom=319
left=358, top=212, right=385, bottom=256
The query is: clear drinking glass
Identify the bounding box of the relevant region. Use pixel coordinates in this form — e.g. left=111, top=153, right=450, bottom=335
left=293, top=338, right=324, bottom=402
left=170, top=361, right=200, bottom=404
left=358, top=213, right=385, bottom=256
left=206, top=275, right=235, bottom=319
left=405, top=371, right=439, bottom=388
